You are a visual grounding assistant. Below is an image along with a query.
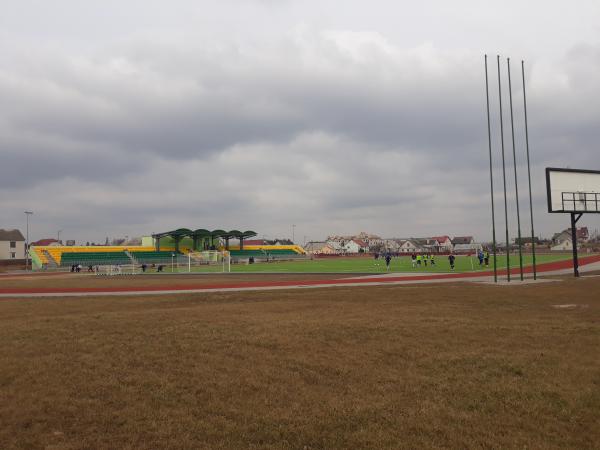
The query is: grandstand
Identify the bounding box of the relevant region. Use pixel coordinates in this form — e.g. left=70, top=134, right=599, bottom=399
left=30, top=227, right=306, bottom=270
left=30, top=245, right=179, bottom=268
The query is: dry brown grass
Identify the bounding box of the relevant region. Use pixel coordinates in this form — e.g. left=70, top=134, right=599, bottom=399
left=0, top=272, right=354, bottom=290
left=1, top=278, right=599, bottom=449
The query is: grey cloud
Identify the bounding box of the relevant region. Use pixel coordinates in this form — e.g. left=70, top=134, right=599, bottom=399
left=1, top=18, right=600, bottom=242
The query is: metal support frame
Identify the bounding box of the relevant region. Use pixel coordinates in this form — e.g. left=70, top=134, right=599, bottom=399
left=570, top=213, right=583, bottom=277
left=561, top=192, right=600, bottom=213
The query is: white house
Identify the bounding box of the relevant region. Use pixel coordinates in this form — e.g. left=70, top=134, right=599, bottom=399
left=326, top=240, right=344, bottom=253
left=551, top=234, right=573, bottom=251
left=397, top=239, right=425, bottom=253
left=382, top=239, right=402, bottom=252
left=452, top=236, right=475, bottom=246
left=0, top=229, right=25, bottom=260
left=432, top=235, right=453, bottom=252
left=343, top=239, right=369, bottom=254
left=304, top=241, right=337, bottom=255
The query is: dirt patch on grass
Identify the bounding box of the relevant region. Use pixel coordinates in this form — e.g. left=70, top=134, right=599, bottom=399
left=1, top=278, right=599, bottom=449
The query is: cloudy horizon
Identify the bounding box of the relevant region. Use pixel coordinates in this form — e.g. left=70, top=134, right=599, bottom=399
left=1, top=0, right=599, bottom=244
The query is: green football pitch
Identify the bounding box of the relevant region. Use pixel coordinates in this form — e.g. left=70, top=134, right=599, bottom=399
left=182, top=253, right=573, bottom=274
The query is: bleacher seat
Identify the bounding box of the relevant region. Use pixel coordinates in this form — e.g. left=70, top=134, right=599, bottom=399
left=130, top=251, right=180, bottom=263
left=60, top=252, right=131, bottom=266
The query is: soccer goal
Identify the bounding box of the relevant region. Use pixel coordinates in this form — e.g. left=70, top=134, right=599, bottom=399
left=94, top=264, right=138, bottom=276
left=182, top=250, right=231, bottom=273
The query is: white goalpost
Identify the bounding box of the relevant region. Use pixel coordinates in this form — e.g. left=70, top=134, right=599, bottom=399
left=184, top=250, right=231, bottom=273
left=93, top=251, right=231, bottom=275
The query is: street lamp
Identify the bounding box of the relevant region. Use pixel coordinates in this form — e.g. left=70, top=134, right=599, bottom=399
left=292, top=224, right=296, bottom=244
left=57, top=229, right=63, bottom=244
left=24, top=211, right=33, bottom=271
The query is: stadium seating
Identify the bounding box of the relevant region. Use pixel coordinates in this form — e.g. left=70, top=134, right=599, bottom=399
left=228, top=249, right=305, bottom=260
left=60, top=252, right=131, bottom=266
left=30, top=247, right=48, bottom=264
left=229, top=250, right=266, bottom=258
left=129, top=251, right=180, bottom=263
left=263, top=249, right=299, bottom=255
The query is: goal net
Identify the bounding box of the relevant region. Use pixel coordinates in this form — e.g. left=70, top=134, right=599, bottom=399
left=179, top=250, right=231, bottom=273
left=94, top=264, right=137, bottom=276
left=94, top=251, right=231, bottom=275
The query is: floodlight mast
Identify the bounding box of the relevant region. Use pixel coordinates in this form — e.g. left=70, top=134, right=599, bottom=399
left=522, top=60, right=537, bottom=280
left=497, top=55, right=511, bottom=281
left=484, top=55, right=498, bottom=282
left=507, top=58, right=524, bottom=280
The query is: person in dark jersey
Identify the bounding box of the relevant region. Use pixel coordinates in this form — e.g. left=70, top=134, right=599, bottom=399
left=385, top=253, right=392, bottom=271
left=448, top=253, right=456, bottom=270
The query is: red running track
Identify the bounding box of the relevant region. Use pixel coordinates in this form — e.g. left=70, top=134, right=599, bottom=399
left=1, top=255, right=599, bottom=295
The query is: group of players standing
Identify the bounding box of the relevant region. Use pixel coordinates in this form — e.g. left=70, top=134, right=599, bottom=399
left=373, top=249, right=491, bottom=271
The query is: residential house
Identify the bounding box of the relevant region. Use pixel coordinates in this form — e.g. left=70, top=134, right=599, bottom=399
left=31, top=238, right=61, bottom=247
left=551, top=237, right=572, bottom=251
left=396, top=239, right=425, bottom=253
left=382, top=239, right=402, bottom=252
left=0, top=229, right=25, bottom=260
left=551, top=227, right=589, bottom=251
left=326, top=240, right=344, bottom=253
left=304, top=241, right=337, bottom=255
left=431, top=235, right=453, bottom=252
left=452, top=236, right=475, bottom=246
left=244, top=239, right=268, bottom=246
left=343, top=239, right=369, bottom=254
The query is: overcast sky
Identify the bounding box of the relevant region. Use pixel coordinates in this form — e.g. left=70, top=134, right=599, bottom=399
left=1, top=0, right=599, bottom=243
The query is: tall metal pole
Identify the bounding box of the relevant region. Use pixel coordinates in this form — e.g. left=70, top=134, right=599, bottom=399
left=571, top=213, right=580, bottom=277
left=521, top=60, right=537, bottom=280
left=484, top=55, right=498, bottom=282
left=507, top=58, right=524, bottom=280
left=497, top=55, right=511, bottom=281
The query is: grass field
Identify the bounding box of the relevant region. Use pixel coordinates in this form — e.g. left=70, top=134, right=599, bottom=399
left=222, top=253, right=572, bottom=273
left=1, top=277, right=599, bottom=449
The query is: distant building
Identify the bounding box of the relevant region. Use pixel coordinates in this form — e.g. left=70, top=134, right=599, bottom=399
left=304, top=241, right=337, bottom=255
left=552, top=227, right=589, bottom=245
left=31, top=238, right=61, bottom=247
left=243, top=239, right=268, bottom=246
left=551, top=238, right=572, bottom=251
left=431, top=235, right=453, bottom=252
left=452, top=236, right=475, bottom=246
left=344, top=239, right=369, bottom=253
left=396, top=239, right=425, bottom=253
left=0, top=229, right=25, bottom=260
left=550, top=227, right=590, bottom=251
